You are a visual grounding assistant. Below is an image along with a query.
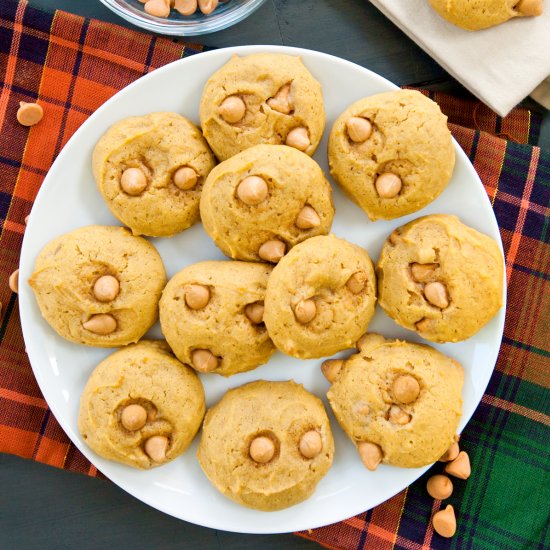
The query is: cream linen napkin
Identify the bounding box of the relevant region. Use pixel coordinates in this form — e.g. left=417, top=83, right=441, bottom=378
left=368, top=0, right=550, bottom=116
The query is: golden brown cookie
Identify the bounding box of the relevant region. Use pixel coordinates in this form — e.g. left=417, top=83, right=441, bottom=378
left=199, top=53, right=325, bottom=160
left=159, top=260, right=275, bottom=376
left=326, top=334, right=464, bottom=469
left=200, top=144, right=334, bottom=263
left=78, top=340, right=205, bottom=469
left=264, top=234, right=377, bottom=359
left=377, top=214, right=504, bottom=343
left=429, top=0, right=543, bottom=31
left=92, top=112, right=216, bottom=237
left=328, top=90, right=455, bottom=220
left=29, top=225, right=166, bottom=347
left=197, top=380, right=334, bottom=511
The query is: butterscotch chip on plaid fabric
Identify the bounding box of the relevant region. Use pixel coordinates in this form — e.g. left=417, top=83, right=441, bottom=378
left=429, top=0, right=543, bottom=31
left=78, top=340, right=205, bottom=469
left=197, top=380, right=334, bottom=510
left=159, top=260, right=275, bottom=376
left=327, top=334, right=464, bottom=469
left=377, top=214, right=504, bottom=343
left=29, top=225, right=166, bottom=347
left=92, top=112, right=216, bottom=237
left=328, top=90, right=455, bottom=220
left=17, top=102, right=43, bottom=126
left=199, top=53, right=325, bottom=160
left=200, top=144, right=334, bottom=262
left=263, top=234, right=376, bottom=359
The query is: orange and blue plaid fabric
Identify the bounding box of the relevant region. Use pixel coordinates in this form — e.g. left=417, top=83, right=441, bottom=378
left=0, top=1, right=548, bottom=548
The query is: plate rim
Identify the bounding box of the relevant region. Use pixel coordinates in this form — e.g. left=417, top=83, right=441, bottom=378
left=19, top=44, right=506, bottom=534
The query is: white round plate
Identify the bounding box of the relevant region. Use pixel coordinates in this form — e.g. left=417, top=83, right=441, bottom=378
left=19, top=46, right=505, bottom=534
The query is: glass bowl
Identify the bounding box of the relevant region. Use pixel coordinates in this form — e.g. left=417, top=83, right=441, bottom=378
left=98, top=0, right=267, bottom=36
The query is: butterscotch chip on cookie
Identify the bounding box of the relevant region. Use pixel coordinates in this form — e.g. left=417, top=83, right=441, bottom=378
left=377, top=214, right=504, bottom=343
left=197, top=380, right=334, bottom=511
left=328, top=90, right=455, bottom=220
left=92, top=112, right=216, bottom=237
left=78, top=340, right=205, bottom=469
left=327, top=334, right=464, bottom=469
left=263, top=234, right=377, bottom=359
left=159, top=260, right=275, bottom=376
left=429, top=0, right=543, bottom=31
left=29, top=225, right=166, bottom=347
left=200, top=144, right=334, bottom=263
left=199, top=53, right=325, bottom=160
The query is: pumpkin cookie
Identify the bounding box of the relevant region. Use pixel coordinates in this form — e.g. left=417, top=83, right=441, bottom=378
left=328, top=90, right=455, bottom=220
left=264, top=234, right=377, bottom=359
left=429, top=0, right=543, bottom=31
left=326, top=334, right=464, bottom=469
left=78, top=340, right=205, bottom=469
left=200, top=53, right=325, bottom=160
left=197, top=380, right=334, bottom=511
left=29, top=225, right=166, bottom=347
left=92, top=112, right=216, bottom=237
left=200, top=144, right=334, bottom=263
left=159, top=260, right=275, bottom=376
left=377, top=214, right=504, bottom=342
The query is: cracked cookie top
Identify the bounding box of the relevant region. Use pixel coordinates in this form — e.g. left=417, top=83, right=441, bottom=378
left=328, top=90, right=455, bottom=221
left=29, top=225, right=166, bottom=347
left=199, top=53, right=325, bottom=161
left=376, top=214, right=504, bottom=342
left=92, top=112, right=216, bottom=237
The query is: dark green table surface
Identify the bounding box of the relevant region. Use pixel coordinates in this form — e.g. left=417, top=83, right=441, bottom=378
left=1, top=2, right=548, bottom=549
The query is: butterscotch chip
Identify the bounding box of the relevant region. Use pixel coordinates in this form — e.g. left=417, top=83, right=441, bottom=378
left=120, top=404, right=148, bottom=431
left=93, top=275, right=120, bottom=303
left=173, top=166, right=198, bottom=191
left=328, top=90, right=455, bottom=220
left=377, top=214, right=504, bottom=343
left=218, top=96, right=246, bottom=123
left=8, top=269, right=19, bottom=294
left=299, top=430, right=323, bottom=458
left=432, top=505, right=457, bottom=538
left=200, top=53, right=325, bottom=160
left=439, top=440, right=460, bottom=462
left=17, top=102, right=43, bottom=126
left=327, top=334, right=464, bottom=468
left=445, top=450, right=471, bottom=479
left=184, top=284, right=210, bottom=310
left=321, top=359, right=344, bottom=382
left=120, top=167, right=147, bottom=196
left=358, top=441, right=383, bottom=471
left=78, top=340, right=205, bottom=469
left=93, top=112, right=215, bottom=237
left=249, top=436, right=276, bottom=463
left=160, top=260, right=275, bottom=376
left=244, top=301, right=264, bottom=324
left=392, top=374, right=420, bottom=404
left=29, top=226, right=165, bottom=347
left=197, top=380, right=334, bottom=511
left=427, top=474, right=454, bottom=500
left=82, top=314, right=117, bottom=335
left=264, top=235, right=376, bottom=359
left=191, top=349, right=219, bottom=373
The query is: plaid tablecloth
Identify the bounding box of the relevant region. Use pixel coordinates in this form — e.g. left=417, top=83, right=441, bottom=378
left=0, top=1, right=548, bottom=548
